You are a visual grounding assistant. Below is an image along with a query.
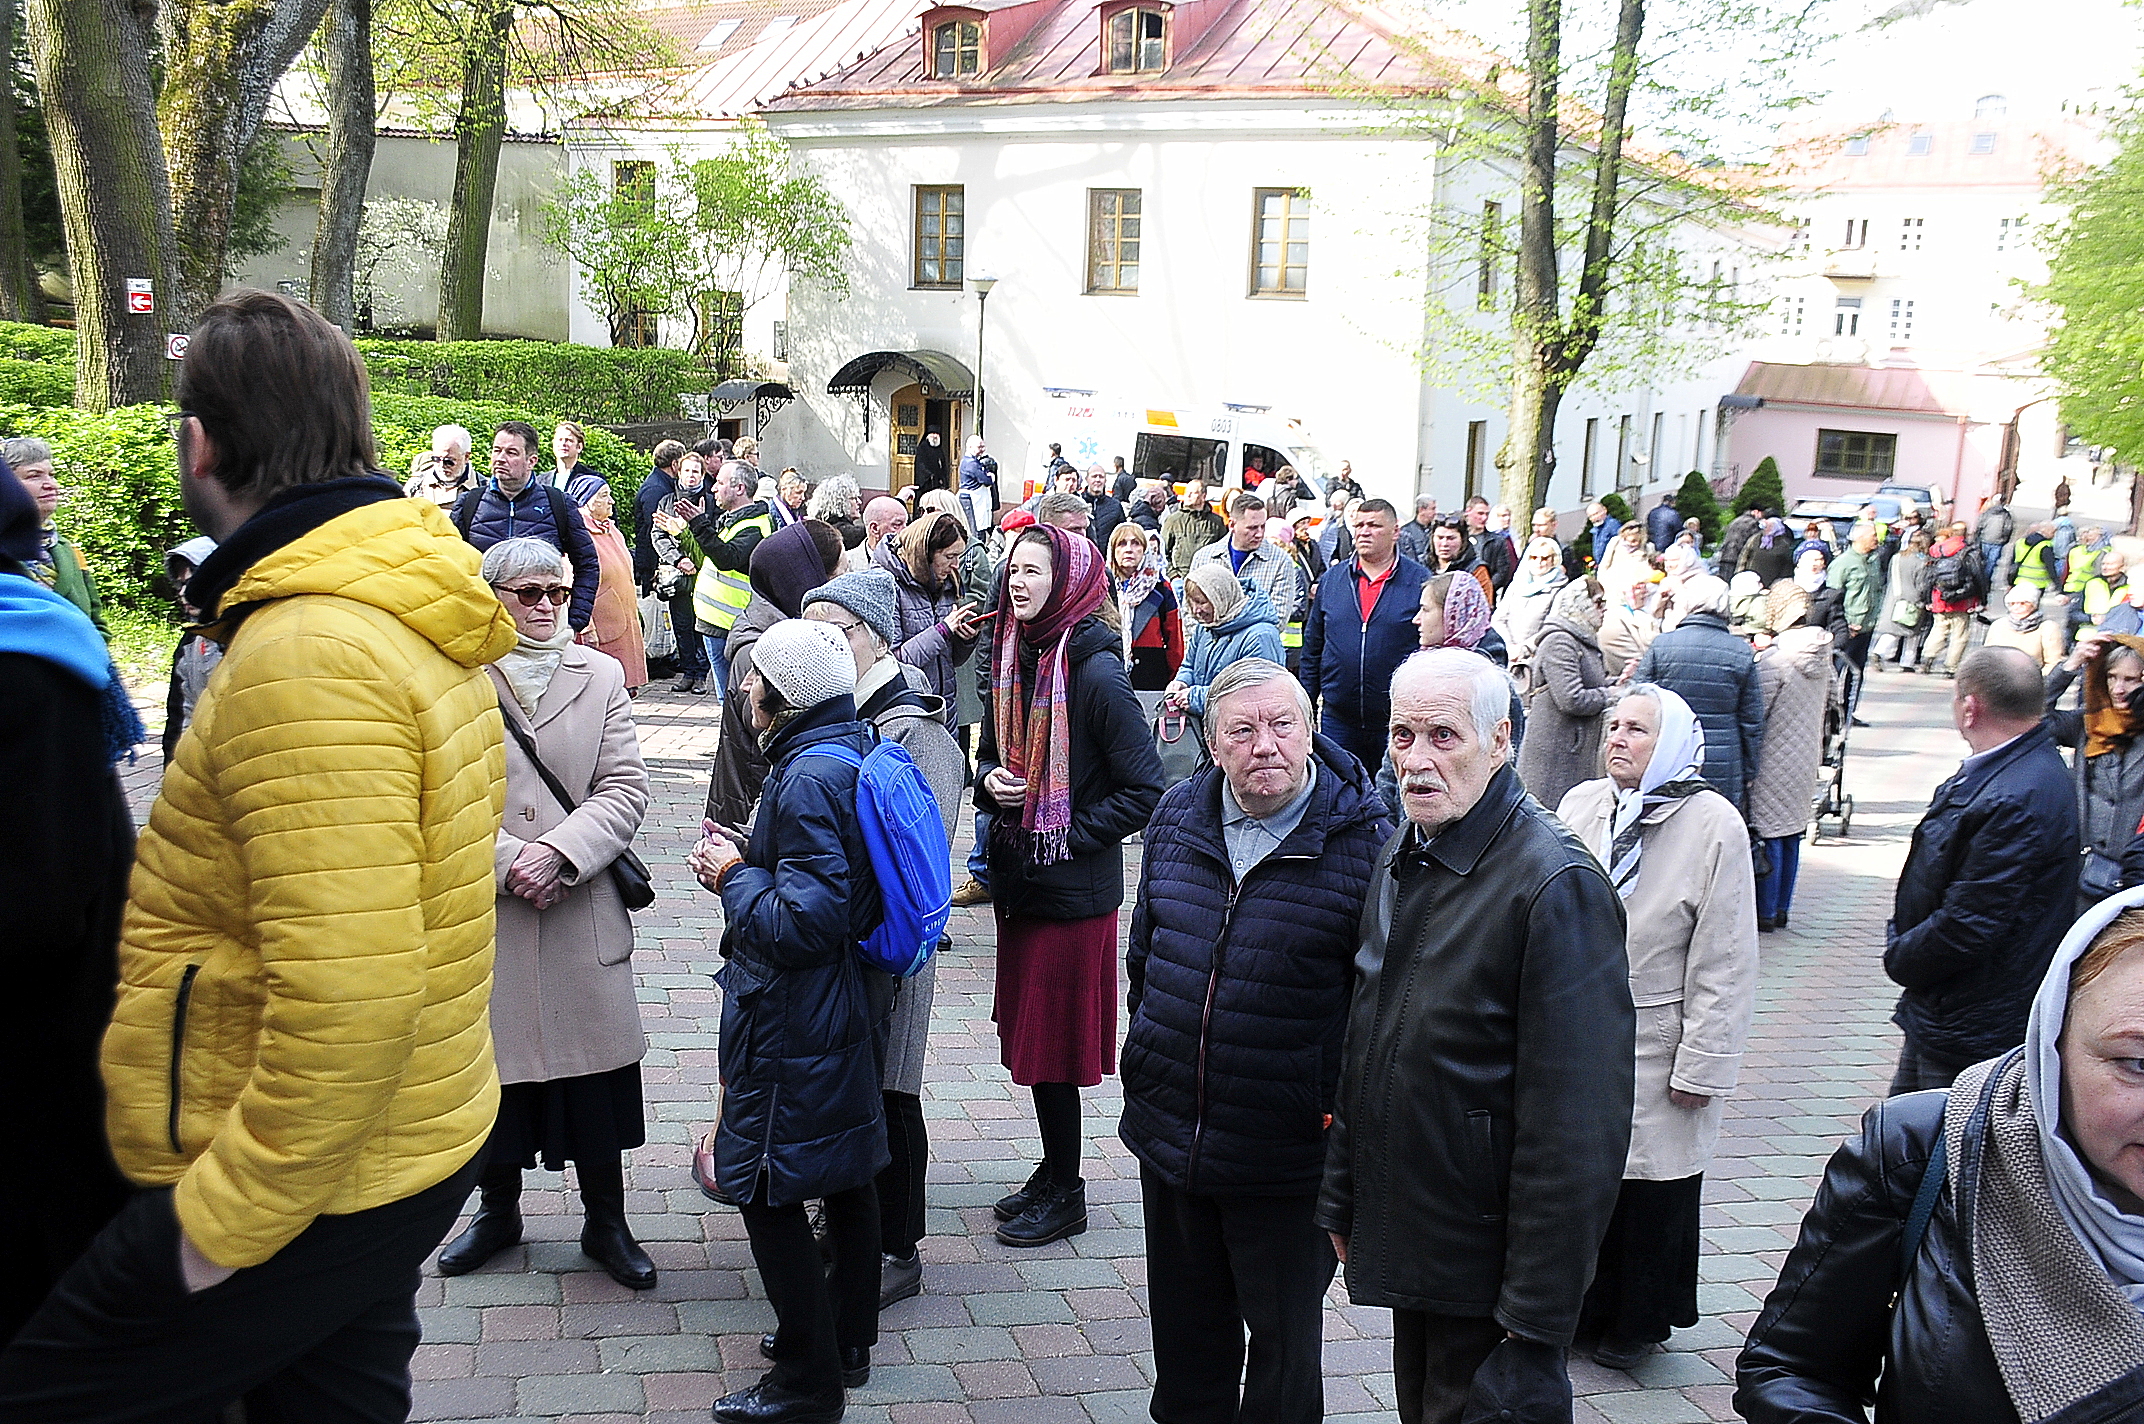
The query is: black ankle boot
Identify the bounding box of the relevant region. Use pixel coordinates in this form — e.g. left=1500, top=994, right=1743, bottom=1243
left=438, top=1165, right=522, bottom=1276
left=993, top=1163, right=1049, bottom=1223
left=578, top=1157, right=657, bottom=1290
left=996, top=1177, right=1087, bottom=1247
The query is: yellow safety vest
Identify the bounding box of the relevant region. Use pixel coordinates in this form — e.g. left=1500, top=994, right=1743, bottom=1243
left=2065, top=542, right=2107, bottom=594
left=2012, top=538, right=2055, bottom=590
left=2086, top=575, right=2123, bottom=621
left=693, top=508, right=773, bottom=633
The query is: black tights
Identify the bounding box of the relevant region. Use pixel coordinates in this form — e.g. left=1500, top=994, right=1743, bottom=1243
left=738, top=1181, right=879, bottom=1395
left=1032, top=1082, right=1081, bottom=1185
left=878, top=1091, right=927, bottom=1260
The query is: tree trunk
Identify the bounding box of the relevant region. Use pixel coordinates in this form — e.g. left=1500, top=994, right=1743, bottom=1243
left=436, top=0, right=510, bottom=342
left=309, top=0, right=375, bottom=332
left=25, top=0, right=174, bottom=408
left=0, top=0, right=45, bottom=322
left=158, top=0, right=335, bottom=324
left=1500, top=0, right=1564, bottom=521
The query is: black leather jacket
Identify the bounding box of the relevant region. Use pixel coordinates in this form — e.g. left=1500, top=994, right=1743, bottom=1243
left=1315, top=765, right=1634, bottom=1345
left=1737, top=1070, right=2144, bottom=1424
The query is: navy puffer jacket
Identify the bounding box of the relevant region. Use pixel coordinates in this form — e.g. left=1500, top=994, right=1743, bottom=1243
left=1301, top=556, right=1432, bottom=745
left=1633, top=609, right=1765, bottom=810
left=1121, top=735, right=1393, bottom=1195
left=714, top=697, right=892, bottom=1207
left=453, top=479, right=602, bottom=632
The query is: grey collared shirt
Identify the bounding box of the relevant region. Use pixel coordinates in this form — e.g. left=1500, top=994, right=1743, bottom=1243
left=1220, top=760, right=1318, bottom=884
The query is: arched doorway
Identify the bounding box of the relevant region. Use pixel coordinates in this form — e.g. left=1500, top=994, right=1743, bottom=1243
left=889, top=383, right=963, bottom=493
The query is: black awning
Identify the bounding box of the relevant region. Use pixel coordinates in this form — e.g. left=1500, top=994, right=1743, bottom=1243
left=710, top=378, right=795, bottom=406
left=825, top=349, right=975, bottom=399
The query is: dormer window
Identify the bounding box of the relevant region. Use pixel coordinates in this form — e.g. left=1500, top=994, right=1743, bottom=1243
left=1106, top=7, right=1166, bottom=73
left=933, top=20, right=981, bottom=78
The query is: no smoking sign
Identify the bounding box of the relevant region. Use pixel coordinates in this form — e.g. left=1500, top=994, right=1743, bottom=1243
left=166, top=333, right=189, bottom=361
left=126, top=278, right=153, bottom=314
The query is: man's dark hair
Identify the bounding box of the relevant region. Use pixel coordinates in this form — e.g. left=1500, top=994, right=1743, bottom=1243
left=494, top=421, right=541, bottom=459
left=1957, top=646, right=2045, bottom=722
left=652, top=439, right=687, bottom=471
left=693, top=437, right=720, bottom=461
left=1355, top=498, right=1398, bottom=521
left=1232, top=493, right=1266, bottom=516
left=175, top=288, right=377, bottom=501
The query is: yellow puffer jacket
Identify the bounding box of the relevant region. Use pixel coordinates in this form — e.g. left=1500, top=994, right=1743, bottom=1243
left=104, top=496, right=520, bottom=1268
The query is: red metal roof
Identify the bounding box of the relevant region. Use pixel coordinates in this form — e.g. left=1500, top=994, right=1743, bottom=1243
left=763, top=0, right=1495, bottom=109
left=1773, top=115, right=2101, bottom=192
left=1735, top=361, right=1981, bottom=417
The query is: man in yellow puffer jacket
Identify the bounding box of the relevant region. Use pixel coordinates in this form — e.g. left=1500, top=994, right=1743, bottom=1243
left=0, top=291, right=521, bottom=1422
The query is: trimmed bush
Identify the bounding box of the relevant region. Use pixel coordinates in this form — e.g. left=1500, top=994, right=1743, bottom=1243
left=1600, top=492, right=1635, bottom=525
left=0, top=357, right=74, bottom=407
left=1734, top=456, right=1786, bottom=517
left=0, top=320, right=78, bottom=365
left=357, top=339, right=707, bottom=426
left=1671, top=469, right=1723, bottom=545
left=371, top=393, right=647, bottom=519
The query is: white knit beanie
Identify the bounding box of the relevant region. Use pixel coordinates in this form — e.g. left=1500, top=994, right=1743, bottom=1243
left=755, top=619, right=857, bottom=709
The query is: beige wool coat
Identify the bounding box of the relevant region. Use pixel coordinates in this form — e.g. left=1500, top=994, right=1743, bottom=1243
left=488, top=646, right=652, bottom=1084
left=1747, top=626, right=1834, bottom=839
left=1555, top=780, right=1759, bottom=1180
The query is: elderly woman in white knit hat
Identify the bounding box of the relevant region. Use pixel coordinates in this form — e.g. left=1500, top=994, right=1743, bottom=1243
left=689, top=617, right=896, bottom=1424
left=802, top=570, right=965, bottom=1312
left=1739, top=885, right=2144, bottom=1422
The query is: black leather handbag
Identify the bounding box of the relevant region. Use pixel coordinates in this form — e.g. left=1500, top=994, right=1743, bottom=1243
left=496, top=700, right=656, bottom=911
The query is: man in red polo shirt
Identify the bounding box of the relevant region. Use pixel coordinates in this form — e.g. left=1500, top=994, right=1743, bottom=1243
left=1300, top=498, right=1433, bottom=770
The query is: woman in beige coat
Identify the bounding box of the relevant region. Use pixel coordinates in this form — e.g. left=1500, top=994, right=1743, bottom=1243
left=436, top=538, right=657, bottom=1291
left=1558, top=683, right=1757, bottom=1372
left=1747, top=581, right=1833, bottom=931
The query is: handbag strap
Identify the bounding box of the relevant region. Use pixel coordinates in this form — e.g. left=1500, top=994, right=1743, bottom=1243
left=496, top=692, right=583, bottom=818
left=1894, top=1128, right=1948, bottom=1305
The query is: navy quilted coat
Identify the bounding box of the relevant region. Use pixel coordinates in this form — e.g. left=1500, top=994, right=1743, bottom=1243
left=1121, top=735, right=1393, bottom=1195
left=1632, top=609, right=1765, bottom=811
left=714, top=696, right=893, bottom=1207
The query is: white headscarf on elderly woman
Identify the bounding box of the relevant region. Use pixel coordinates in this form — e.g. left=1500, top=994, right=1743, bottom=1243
left=1598, top=682, right=1708, bottom=899
left=1662, top=572, right=1732, bottom=632
left=483, top=537, right=578, bottom=715
left=1185, top=561, right=1248, bottom=626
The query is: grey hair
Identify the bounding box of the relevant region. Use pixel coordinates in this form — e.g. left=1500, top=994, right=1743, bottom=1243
left=3, top=435, right=51, bottom=468
left=1034, top=490, right=1090, bottom=524
left=1390, top=647, right=1511, bottom=741
left=1204, top=657, right=1315, bottom=731
left=808, top=474, right=861, bottom=521
left=431, top=424, right=473, bottom=454
left=1849, top=520, right=1878, bottom=543
left=480, top=536, right=568, bottom=587
left=1415, top=494, right=1437, bottom=512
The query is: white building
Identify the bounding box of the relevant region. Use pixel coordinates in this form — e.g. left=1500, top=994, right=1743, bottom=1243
left=1728, top=98, right=2106, bottom=515
left=730, top=0, right=1775, bottom=517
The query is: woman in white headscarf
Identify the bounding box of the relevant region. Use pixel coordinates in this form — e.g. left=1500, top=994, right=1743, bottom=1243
left=1558, top=684, right=1758, bottom=1372
left=1493, top=534, right=1570, bottom=674
left=1738, top=887, right=2144, bottom=1422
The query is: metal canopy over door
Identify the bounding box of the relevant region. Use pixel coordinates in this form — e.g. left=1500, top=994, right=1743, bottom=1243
left=889, top=384, right=962, bottom=493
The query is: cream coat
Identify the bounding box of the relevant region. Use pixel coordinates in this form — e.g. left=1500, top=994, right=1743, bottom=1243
left=1555, top=780, right=1758, bottom=1180
left=1748, top=626, right=1833, bottom=839
left=488, top=646, right=652, bottom=1084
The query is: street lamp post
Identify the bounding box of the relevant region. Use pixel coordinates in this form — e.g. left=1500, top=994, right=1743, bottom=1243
left=968, top=273, right=998, bottom=439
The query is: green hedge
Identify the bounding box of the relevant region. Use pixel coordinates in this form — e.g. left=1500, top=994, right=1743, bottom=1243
left=0, top=320, right=78, bottom=364
left=8, top=396, right=651, bottom=616
left=0, top=357, right=74, bottom=407
left=357, top=338, right=706, bottom=426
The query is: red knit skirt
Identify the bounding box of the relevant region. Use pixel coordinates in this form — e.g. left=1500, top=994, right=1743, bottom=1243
left=992, top=910, right=1118, bottom=1087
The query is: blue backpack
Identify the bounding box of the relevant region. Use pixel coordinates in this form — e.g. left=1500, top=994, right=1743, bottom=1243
left=799, top=740, right=951, bottom=977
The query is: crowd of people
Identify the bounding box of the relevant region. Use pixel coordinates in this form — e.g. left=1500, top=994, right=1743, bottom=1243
left=3, top=290, right=2142, bottom=1424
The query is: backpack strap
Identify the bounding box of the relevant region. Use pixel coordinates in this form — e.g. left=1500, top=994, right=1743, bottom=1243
left=1893, top=1120, right=1948, bottom=1309
left=453, top=488, right=478, bottom=540
left=543, top=482, right=573, bottom=547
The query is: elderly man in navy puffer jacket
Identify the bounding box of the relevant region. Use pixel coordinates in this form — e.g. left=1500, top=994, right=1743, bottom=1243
left=1121, top=657, right=1393, bottom=1424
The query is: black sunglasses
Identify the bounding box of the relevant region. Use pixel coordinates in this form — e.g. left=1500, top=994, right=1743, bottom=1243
left=493, top=583, right=570, bottom=607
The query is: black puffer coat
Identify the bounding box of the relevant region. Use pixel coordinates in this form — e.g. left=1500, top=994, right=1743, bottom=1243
left=1737, top=1064, right=2144, bottom=1423
left=974, top=616, right=1165, bottom=921
left=1121, top=737, right=1392, bottom=1196
left=1633, top=609, right=1765, bottom=809
left=714, top=697, right=892, bottom=1207
left=1316, top=765, right=1634, bottom=1345
left=1885, top=722, right=2078, bottom=1064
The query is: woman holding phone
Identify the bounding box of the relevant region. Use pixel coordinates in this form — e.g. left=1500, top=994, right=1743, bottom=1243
left=874, top=508, right=985, bottom=731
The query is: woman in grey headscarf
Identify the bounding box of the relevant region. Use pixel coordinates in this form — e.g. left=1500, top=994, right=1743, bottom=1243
left=1738, top=886, right=2144, bottom=1422
left=1518, top=577, right=1619, bottom=808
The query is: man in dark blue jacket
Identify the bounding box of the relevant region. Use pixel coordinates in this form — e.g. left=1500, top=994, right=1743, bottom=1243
left=453, top=420, right=600, bottom=633
left=1123, top=658, right=1392, bottom=1424
left=1886, top=645, right=2080, bottom=1094
left=632, top=446, right=679, bottom=594
left=1300, top=499, right=1431, bottom=770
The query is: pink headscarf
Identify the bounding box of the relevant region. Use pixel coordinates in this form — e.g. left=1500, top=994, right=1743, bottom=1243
left=1438, top=571, right=1493, bottom=649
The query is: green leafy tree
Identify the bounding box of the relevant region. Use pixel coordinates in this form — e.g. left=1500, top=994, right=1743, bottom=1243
left=1734, top=455, right=1785, bottom=516
left=2037, top=109, right=2144, bottom=459
left=540, top=160, right=690, bottom=349
left=1671, top=468, right=1722, bottom=544
left=1601, top=491, right=1635, bottom=524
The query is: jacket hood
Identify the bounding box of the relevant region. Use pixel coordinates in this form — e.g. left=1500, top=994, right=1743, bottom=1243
left=1209, top=585, right=1279, bottom=638
left=214, top=494, right=518, bottom=669
left=751, top=519, right=841, bottom=616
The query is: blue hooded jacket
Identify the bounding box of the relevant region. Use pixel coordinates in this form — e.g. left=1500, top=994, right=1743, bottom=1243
left=1179, top=583, right=1284, bottom=715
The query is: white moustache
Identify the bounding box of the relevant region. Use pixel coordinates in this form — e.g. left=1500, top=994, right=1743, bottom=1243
left=1400, top=776, right=1446, bottom=796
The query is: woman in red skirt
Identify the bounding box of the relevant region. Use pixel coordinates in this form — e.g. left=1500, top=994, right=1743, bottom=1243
left=975, top=522, right=1165, bottom=1246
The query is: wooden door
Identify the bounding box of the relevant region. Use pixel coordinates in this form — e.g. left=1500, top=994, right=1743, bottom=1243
left=890, top=383, right=924, bottom=492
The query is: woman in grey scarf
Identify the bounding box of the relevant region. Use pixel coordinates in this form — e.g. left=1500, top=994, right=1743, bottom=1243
left=1737, top=886, right=2144, bottom=1422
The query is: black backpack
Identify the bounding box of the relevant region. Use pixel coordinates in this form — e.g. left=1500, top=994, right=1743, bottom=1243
left=1928, top=546, right=1984, bottom=603
left=453, top=481, right=572, bottom=548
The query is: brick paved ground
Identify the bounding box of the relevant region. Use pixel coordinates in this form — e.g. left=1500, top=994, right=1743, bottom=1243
left=119, top=661, right=1963, bottom=1424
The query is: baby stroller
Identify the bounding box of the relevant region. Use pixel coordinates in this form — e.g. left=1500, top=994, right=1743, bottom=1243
left=1809, top=648, right=1855, bottom=839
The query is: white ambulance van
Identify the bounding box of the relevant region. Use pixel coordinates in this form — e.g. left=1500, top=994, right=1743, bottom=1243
left=1038, top=398, right=1336, bottom=506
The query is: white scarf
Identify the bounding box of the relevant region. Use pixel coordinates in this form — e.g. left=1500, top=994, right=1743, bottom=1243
left=1600, top=685, right=1707, bottom=898
left=496, top=625, right=576, bottom=716
left=2027, top=883, right=2144, bottom=1309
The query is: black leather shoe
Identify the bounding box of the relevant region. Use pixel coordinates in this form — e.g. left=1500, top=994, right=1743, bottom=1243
left=993, top=1164, right=1049, bottom=1222
left=581, top=1217, right=658, bottom=1290
left=710, top=1377, right=846, bottom=1424
left=437, top=1205, right=521, bottom=1276
left=996, top=1178, right=1087, bottom=1247
left=880, top=1251, right=921, bottom=1309
left=1593, top=1336, right=1658, bottom=1371
left=755, top=1337, right=869, bottom=1388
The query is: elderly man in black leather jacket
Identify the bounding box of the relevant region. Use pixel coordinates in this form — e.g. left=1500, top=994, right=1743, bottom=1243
left=1317, top=648, right=1635, bottom=1424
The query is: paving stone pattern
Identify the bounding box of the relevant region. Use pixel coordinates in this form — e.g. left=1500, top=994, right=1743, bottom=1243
left=119, top=665, right=1964, bottom=1424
